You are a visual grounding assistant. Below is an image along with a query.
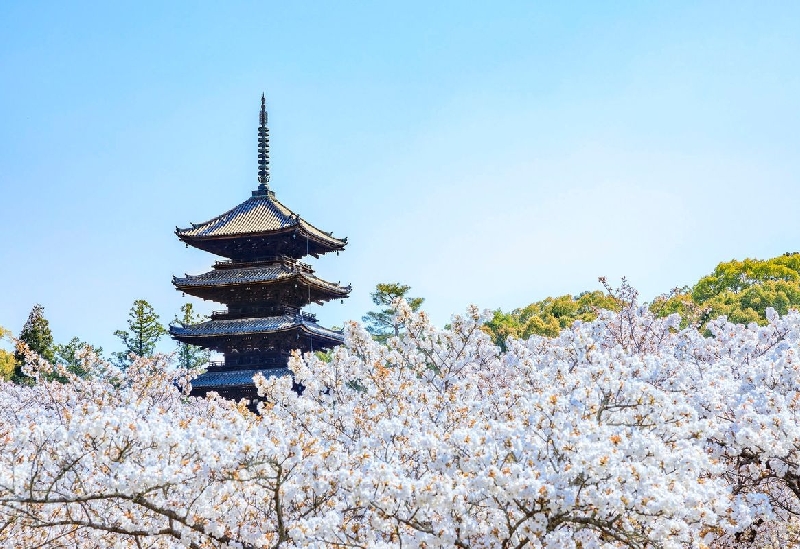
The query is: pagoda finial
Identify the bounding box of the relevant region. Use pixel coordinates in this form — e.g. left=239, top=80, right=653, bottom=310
left=257, top=93, right=270, bottom=189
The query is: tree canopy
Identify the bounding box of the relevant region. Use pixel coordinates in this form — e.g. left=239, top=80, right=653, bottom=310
left=651, top=252, right=800, bottom=328
left=113, top=299, right=166, bottom=366
left=54, top=337, right=103, bottom=379
left=13, top=304, right=55, bottom=383
left=7, top=254, right=800, bottom=545
left=3, top=294, right=800, bottom=546
left=0, top=327, right=14, bottom=381
left=362, top=282, right=424, bottom=342
left=483, top=289, right=620, bottom=349
left=174, top=303, right=210, bottom=371
left=488, top=254, right=800, bottom=349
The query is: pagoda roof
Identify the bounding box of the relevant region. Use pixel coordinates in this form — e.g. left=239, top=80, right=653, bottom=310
left=176, top=188, right=346, bottom=251
left=173, top=262, right=350, bottom=297
left=191, top=367, right=292, bottom=388
left=170, top=314, right=344, bottom=343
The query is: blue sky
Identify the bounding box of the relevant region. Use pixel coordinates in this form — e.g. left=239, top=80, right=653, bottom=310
left=1, top=1, right=799, bottom=355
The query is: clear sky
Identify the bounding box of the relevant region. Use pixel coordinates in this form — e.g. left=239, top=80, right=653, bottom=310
left=1, top=1, right=799, bottom=355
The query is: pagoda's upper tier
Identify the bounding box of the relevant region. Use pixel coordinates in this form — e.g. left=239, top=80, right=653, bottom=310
left=173, top=259, right=351, bottom=306
left=176, top=188, right=347, bottom=260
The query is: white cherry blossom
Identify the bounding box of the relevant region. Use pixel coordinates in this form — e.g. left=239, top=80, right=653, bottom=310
left=1, top=291, right=799, bottom=547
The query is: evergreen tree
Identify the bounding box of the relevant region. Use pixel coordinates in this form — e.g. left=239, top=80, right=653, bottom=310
left=14, top=304, right=56, bottom=382
left=174, top=303, right=210, bottom=371
left=113, top=300, right=166, bottom=366
left=362, top=283, right=424, bottom=343
left=55, top=337, right=103, bottom=378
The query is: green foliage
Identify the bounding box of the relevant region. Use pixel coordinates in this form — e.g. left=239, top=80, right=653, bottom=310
left=174, top=303, right=210, bottom=371
left=0, top=351, right=13, bottom=381
left=692, top=253, right=800, bottom=302
left=362, top=283, right=424, bottom=343
left=14, top=304, right=55, bottom=383
left=313, top=328, right=343, bottom=363
left=649, top=286, right=704, bottom=329
left=489, top=254, right=800, bottom=347
left=114, top=300, right=166, bottom=366
left=652, top=253, right=800, bottom=329
left=55, top=337, right=103, bottom=378
left=704, top=280, right=800, bottom=325
left=483, top=290, right=620, bottom=349
left=0, top=326, right=14, bottom=381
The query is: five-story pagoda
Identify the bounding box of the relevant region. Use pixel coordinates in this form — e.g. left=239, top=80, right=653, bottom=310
left=171, top=95, right=350, bottom=400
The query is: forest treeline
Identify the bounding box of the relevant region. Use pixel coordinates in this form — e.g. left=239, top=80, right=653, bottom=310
left=0, top=301, right=209, bottom=382
left=3, top=252, right=800, bottom=378
left=483, top=252, right=800, bottom=348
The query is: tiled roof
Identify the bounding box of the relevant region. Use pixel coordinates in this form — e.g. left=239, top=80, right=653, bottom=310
left=173, top=263, right=350, bottom=294
left=170, top=315, right=344, bottom=342
left=176, top=190, right=345, bottom=247
left=191, top=367, right=292, bottom=388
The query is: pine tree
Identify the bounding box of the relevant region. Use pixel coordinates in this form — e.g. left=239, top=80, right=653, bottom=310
left=174, top=303, right=210, bottom=371
left=55, top=337, right=103, bottom=378
left=113, top=300, right=166, bottom=366
left=362, top=283, right=424, bottom=343
left=14, top=304, right=55, bottom=382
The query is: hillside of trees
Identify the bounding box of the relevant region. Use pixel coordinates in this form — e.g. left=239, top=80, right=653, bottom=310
left=483, top=252, right=800, bottom=347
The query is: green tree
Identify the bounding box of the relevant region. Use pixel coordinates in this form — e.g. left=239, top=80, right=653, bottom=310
left=174, top=303, right=210, bottom=370
left=0, top=326, right=14, bottom=381
left=651, top=253, right=800, bottom=329
left=692, top=253, right=800, bottom=302
left=0, top=351, right=13, bottom=381
left=114, top=300, right=166, bottom=366
left=362, top=283, right=424, bottom=343
left=14, top=304, right=56, bottom=383
left=55, top=337, right=103, bottom=378
left=483, top=290, right=621, bottom=349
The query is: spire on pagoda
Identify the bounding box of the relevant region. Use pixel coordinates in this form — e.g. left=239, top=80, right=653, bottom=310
left=257, top=93, right=270, bottom=189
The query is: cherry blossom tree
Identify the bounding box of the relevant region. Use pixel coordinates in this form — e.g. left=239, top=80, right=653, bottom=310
left=1, top=288, right=800, bottom=547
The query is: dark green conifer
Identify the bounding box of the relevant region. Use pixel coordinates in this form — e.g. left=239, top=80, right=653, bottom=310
left=362, top=283, right=424, bottom=343
left=174, top=303, right=210, bottom=371
left=14, top=304, right=55, bottom=382
left=114, top=300, right=166, bottom=366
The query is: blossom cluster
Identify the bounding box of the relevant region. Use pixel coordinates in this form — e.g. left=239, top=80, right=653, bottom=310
left=1, top=293, right=800, bottom=548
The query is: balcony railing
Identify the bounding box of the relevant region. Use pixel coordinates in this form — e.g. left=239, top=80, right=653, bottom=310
left=213, top=255, right=314, bottom=273
left=206, top=356, right=290, bottom=369
left=210, top=306, right=317, bottom=323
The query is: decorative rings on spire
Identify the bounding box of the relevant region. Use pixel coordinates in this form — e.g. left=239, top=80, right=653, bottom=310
left=257, top=93, right=270, bottom=187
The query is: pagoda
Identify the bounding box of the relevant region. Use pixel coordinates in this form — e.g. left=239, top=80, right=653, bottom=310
left=170, top=95, right=350, bottom=401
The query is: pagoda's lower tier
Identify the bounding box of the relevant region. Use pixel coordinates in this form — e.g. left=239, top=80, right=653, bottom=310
left=189, top=366, right=297, bottom=401
left=170, top=314, right=344, bottom=401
